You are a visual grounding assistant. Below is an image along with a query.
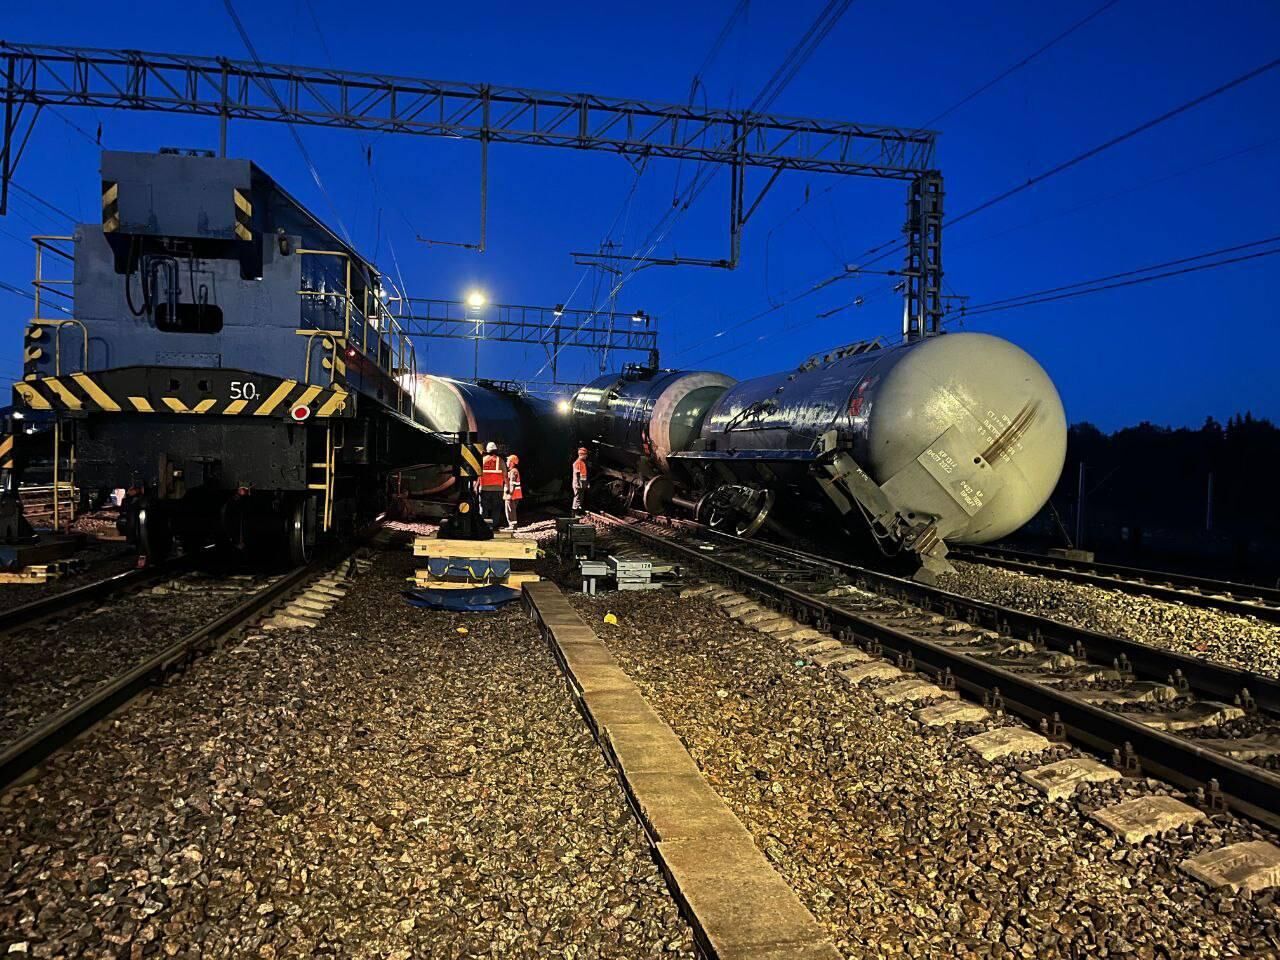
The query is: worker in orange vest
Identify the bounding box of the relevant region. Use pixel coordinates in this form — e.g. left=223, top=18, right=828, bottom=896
left=572, top=446, right=589, bottom=515
left=477, top=441, right=504, bottom=528
left=503, top=454, right=523, bottom=531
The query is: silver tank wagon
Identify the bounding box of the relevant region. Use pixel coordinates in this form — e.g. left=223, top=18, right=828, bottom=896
left=572, top=333, right=1066, bottom=578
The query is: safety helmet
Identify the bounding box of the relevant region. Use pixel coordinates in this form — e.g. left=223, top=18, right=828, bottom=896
left=578, top=447, right=588, bottom=457
left=486, top=441, right=498, bottom=453
left=507, top=454, right=520, bottom=466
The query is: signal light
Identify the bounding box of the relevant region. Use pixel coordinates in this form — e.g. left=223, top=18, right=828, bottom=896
left=291, top=404, right=312, bottom=422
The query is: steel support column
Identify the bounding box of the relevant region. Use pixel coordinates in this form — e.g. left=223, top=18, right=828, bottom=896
left=902, top=172, right=944, bottom=340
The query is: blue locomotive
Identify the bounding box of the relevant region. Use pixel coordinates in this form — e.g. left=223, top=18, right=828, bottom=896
left=9, top=149, right=448, bottom=561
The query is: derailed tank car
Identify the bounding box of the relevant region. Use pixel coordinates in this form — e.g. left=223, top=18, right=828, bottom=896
left=10, top=149, right=448, bottom=562
left=570, top=366, right=735, bottom=511
left=390, top=376, right=571, bottom=515
left=572, top=333, right=1067, bottom=578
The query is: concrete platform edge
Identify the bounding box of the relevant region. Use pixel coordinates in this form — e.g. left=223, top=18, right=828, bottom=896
left=523, top=581, right=839, bottom=960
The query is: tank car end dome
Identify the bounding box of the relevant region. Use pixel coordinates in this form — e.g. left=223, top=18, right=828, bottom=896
left=868, top=332, right=1067, bottom=544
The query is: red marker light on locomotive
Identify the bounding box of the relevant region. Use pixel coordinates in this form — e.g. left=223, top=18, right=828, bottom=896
left=291, top=404, right=312, bottom=422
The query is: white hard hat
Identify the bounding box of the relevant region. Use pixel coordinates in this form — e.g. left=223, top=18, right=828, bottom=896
left=486, top=441, right=498, bottom=453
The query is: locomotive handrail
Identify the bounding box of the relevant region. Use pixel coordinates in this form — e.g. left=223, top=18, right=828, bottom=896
left=32, top=235, right=75, bottom=316
left=296, top=329, right=345, bottom=386
left=293, top=246, right=422, bottom=424
left=29, top=318, right=88, bottom=376
left=294, top=246, right=419, bottom=417
left=26, top=235, right=85, bottom=378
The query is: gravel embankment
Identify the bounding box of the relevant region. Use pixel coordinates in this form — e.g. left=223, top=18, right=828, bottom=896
left=1, top=548, right=693, bottom=958
left=572, top=585, right=1279, bottom=959
left=942, top=561, right=1280, bottom=679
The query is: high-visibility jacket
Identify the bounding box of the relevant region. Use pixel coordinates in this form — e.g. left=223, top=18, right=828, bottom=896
left=480, top=454, right=504, bottom=490
left=572, top=458, right=588, bottom=491
left=505, top=467, right=523, bottom=501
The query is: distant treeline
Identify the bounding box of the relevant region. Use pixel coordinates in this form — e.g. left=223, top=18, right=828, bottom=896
left=1017, top=414, right=1280, bottom=581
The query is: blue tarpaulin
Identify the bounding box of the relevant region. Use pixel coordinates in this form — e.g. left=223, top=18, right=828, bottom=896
left=402, top=584, right=523, bottom=611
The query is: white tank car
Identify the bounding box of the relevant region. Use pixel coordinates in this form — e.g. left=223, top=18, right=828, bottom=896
left=574, top=333, right=1067, bottom=578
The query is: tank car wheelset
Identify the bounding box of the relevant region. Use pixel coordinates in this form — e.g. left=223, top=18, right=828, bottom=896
left=571, top=333, right=1067, bottom=580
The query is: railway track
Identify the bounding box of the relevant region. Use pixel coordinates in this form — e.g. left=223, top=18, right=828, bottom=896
left=953, top=543, right=1280, bottom=625
left=0, top=553, right=198, bottom=635
left=594, top=512, right=1280, bottom=829
left=0, top=553, right=355, bottom=791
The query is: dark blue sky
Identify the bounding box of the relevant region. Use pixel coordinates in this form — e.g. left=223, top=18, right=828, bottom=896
left=2, top=0, right=1277, bottom=430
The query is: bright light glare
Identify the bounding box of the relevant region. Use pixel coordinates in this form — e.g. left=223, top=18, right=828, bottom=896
left=466, top=290, right=487, bottom=308
left=557, top=399, right=571, bottom=415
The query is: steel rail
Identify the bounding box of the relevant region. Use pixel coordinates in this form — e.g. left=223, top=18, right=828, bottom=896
left=0, top=558, right=327, bottom=790
left=0, top=553, right=199, bottom=635
left=686, top=521, right=1280, bottom=715
left=953, top=544, right=1280, bottom=625
left=598, top=514, right=1280, bottom=829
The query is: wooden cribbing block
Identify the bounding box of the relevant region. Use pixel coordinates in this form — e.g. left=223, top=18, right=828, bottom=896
left=413, top=537, right=537, bottom=560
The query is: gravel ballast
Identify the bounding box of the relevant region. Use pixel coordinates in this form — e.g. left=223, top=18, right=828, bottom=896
left=0, top=547, right=694, bottom=958
left=571, top=582, right=1280, bottom=959
left=0, top=573, right=272, bottom=749
left=942, top=560, right=1280, bottom=679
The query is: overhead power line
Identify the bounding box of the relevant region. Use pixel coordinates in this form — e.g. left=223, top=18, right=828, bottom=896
left=921, top=0, right=1122, bottom=127
left=950, top=54, right=1280, bottom=227
left=222, top=0, right=355, bottom=249
left=9, top=182, right=76, bottom=224
left=963, top=234, right=1280, bottom=311
left=708, top=54, right=1280, bottom=354
left=761, top=0, right=1120, bottom=266
left=958, top=242, right=1280, bottom=318
left=536, top=0, right=857, bottom=379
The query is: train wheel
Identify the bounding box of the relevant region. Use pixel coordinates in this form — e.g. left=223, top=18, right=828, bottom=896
left=137, top=503, right=173, bottom=563
left=287, top=495, right=317, bottom=566
left=735, top=489, right=775, bottom=538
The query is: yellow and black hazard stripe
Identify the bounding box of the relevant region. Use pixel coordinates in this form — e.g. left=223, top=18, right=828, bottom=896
left=0, top=436, right=14, bottom=471
left=13, top=375, right=350, bottom=419
left=233, top=188, right=253, bottom=242
left=102, top=180, right=119, bottom=233
left=456, top=442, right=486, bottom=479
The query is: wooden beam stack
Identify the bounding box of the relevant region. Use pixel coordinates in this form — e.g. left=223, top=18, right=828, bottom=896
left=411, top=532, right=541, bottom=590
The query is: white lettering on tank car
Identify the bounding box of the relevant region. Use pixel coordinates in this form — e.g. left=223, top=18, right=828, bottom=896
left=923, top=446, right=957, bottom=475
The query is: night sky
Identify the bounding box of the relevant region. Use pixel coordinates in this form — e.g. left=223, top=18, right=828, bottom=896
left=2, top=0, right=1277, bottom=430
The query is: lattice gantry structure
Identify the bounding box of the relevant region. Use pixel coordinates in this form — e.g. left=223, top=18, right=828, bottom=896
left=0, top=41, right=945, bottom=338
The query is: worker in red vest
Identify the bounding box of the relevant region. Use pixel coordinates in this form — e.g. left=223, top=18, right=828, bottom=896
left=503, top=454, right=523, bottom=531
left=478, top=441, right=504, bottom=528
left=572, top=446, right=589, bottom=515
